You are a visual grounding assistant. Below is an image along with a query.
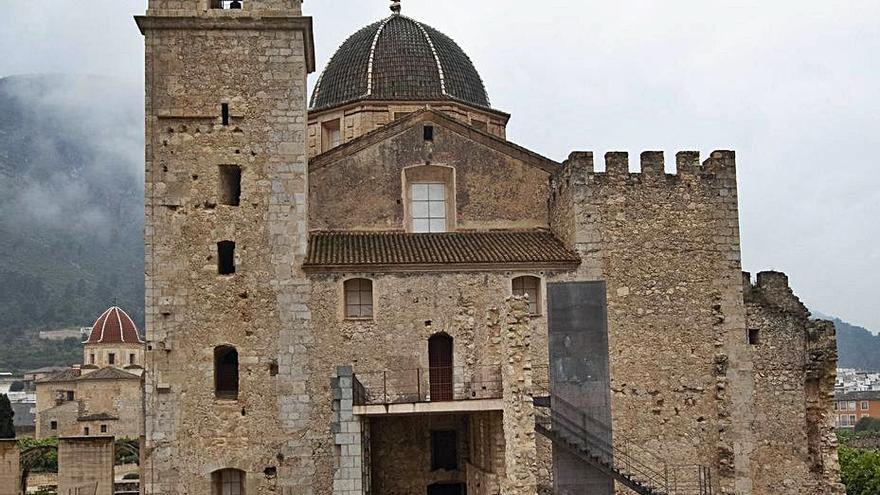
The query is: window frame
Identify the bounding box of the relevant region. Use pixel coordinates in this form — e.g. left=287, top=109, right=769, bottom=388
left=410, top=182, right=448, bottom=233
left=402, top=165, right=455, bottom=234
left=343, top=278, right=374, bottom=320
left=321, top=118, right=342, bottom=152
left=862, top=401, right=870, bottom=411
left=214, top=345, right=240, bottom=400
left=213, top=468, right=246, bottom=495
left=108, top=353, right=116, bottom=365
left=511, top=275, right=542, bottom=316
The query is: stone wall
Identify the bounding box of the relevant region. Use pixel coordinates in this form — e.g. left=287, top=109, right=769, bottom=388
left=308, top=102, right=508, bottom=157
left=137, top=2, right=315, bottom=494
left=330, top=366, right=369, bottom=495
left=308, top=112, right=552, bottom=232
left=550, top=151, right=753, bottom=494
left=0, top=439, right=20, bottom=495
left=57, top=437, right=115, bottom=495
left=745, top=271, right=845, bottom=495
left=467, top=411, right=505, bottom=495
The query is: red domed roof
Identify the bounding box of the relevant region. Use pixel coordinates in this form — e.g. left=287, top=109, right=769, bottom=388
left=87, top=306, right=142, bottom=345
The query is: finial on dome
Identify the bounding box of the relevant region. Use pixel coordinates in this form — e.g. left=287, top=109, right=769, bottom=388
left=390, top=0, right=401, bottom=15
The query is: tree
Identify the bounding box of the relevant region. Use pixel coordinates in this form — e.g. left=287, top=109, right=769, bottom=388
left=0, top=394, right=15, bottom=438
left=840, top=446, right=880, bottom=495
left=855, top=416, right=880, bottom=433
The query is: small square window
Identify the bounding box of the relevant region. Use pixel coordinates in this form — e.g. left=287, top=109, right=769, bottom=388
left=50, top=421, right=57, bottom=430
left=748, top=329, right=760, bottom=345
left=322, top=119, right=342, bottom=152
left=100, top=425, right=108, bottom=433
left=108, top=353, right=116, bottom=365
left=84, top=427, right=90, bottom=435
left=512, top=276, right=541, bottom=315
left=862, top=401, right=870, bottom=410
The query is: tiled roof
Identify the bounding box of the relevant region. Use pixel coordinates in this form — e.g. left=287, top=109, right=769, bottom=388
left=37, top=368, right=81, bottom=383
left=87, top=306, right=143, bottom=345
left=304, top=231, right=580, bottom=271
left=78, top=412, right=119, bottom=422
left=836, top=391, right=880, bottom=401
left=310, top=14, right=490, bottom=111
left=77, top=367, right=141, bottom=381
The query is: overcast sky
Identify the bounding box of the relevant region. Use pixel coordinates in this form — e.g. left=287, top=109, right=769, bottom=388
left=1, top=0, right=877, bottom=331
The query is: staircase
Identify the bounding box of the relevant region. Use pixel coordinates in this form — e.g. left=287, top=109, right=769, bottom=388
left=533, top=393, right=714, bottom=495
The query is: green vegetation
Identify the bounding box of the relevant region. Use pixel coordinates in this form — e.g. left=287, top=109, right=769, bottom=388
left=840, top=446, right=880, bottom=495
left=831, top=316, right=880, bottom=371
left=855, top=417, right=880, bottom=433
left=0, top=394, right=14, bottom=438
left=18, top=437, right=58, bottom=472
left=0, top=332, right=82, bottom=374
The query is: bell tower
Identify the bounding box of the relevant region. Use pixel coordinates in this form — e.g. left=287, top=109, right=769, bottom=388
left=136, top=1, right=314, bottom=493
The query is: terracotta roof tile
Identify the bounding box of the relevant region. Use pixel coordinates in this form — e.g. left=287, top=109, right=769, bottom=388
left=77, top=367, right=141, bottom=381
left=87, top=307, right=142, bottom=345
left=304, top=231, right=580, bottom=271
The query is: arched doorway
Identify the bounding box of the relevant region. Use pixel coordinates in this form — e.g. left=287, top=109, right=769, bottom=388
left=428, top=333, right=454, bottom=401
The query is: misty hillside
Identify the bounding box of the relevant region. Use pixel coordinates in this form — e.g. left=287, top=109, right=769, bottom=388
left=831, top=317, right=880, bottom=371
left=0, top=74, right=144, bottom=367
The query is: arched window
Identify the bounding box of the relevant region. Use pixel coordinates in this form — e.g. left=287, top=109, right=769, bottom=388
left=344, top=279, right=373, bottom=319
left=512, top=276, right=541, bottom=316
left=212, top=468, right=245, bottom=495
left=214, top=346, right=239, bottom=399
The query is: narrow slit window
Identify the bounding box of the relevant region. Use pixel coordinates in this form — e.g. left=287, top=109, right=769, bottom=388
left=221, top=103, right=230, bottom=125
left=108, top=353, right=116, bottom=365
left=218, top=241, right=236, bottom=275
left=50, top=421, right=57, bottom=430
left=214, top=346, right=240, bottom=399
left=512, top=276, right=541, bottom=315
left=411, top=183, right=447, bottom=233
left=219, top=165, right=242, bottom=206
left=84, top=427, right=90, bottom=435
left=130, top=353, right=136, bottom=365
left=344, top=279, right=373, bottom=319
left=424, top=125, right=434, bottom=142
left=748, top=329, right=760, bottom=345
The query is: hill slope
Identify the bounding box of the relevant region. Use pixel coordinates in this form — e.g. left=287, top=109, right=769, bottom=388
left=831, top=317, right=880, bottom=372
left=0, top=74, right=144, bottom=371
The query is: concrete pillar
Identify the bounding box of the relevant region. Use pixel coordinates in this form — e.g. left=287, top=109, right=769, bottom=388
left=330, top=366, right=368, bottom=495
left=0, top=439, right=20, bottom=495
left=58, top=436, right=115, bottom=495
left=500, top=297, right=538, bottom=495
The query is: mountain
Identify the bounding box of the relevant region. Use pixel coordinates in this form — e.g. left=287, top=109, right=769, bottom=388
left=0, top=74, right=144, bottom=372
left=829, top=316, right=880, bottom=372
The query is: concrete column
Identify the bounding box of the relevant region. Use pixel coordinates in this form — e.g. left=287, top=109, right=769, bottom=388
left=58, top=436, right=115, bottom=495
left=500, top=297, right=538, bottom=495
left=0, top=439, right=20, bottom=495
left=330, top=366, right=368, bottom=495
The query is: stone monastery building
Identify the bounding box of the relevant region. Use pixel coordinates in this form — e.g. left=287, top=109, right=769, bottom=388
left=137, top=1, right=845, bottom=494
left=35, top=306, right=144, bottom=439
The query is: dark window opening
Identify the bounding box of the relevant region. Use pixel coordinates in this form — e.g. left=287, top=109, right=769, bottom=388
left=431, top=430, right=458, bottom=470
left=84, top=427, right=90, bottom=435
left=212, top=469, right=245, bottom=495
left=215, top=345, right=240, bottom=399
left=218, top=241, right=236, bottom=275
left=90, top=354, right=95, bottom=364
left=100, top=424, right=107, bottom=433
left=219, top=165, right=242, bottom=206
left=221, top=103, right=230, bottom=125
left=130, top=353, right=136, bottom=365
left=427, top=484, right=464, bottom=495
left=424, top=125, right=434, bottom=142
left=50, top=421, right=57, bottom=430
left=748, top=329, right=760, bottom=345
left=108, top=353, right=116, bottom=365
left=66, top=391, right=75, bottom=401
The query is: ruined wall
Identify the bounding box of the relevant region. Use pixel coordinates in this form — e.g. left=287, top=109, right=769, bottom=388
left=550, top=151, right=752, bottom=494
left=308, top=102, right=507, bottom=157
left=467, top=411, right=505, bottom=495
left=0, top=439, right=20, bottom=495
left=745, top=271, right=845, bottom=495
left=57, top=437, right=115, bottom=495
left=308, top=117, right=552, bottom=232
left=138, top=2, right=315, bottom=494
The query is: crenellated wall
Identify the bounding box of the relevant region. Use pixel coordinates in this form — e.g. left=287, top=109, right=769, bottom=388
left=550, top=150, right=754, bottom=494
left=744, top=271, right=845, bottom=495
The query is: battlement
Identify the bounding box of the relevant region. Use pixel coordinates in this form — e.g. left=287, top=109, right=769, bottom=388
left=562, top=150, right=736, bottom=178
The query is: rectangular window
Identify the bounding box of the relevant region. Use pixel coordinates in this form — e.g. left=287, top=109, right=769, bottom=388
left=512, top=276, right=541, bottom=315
left=90, top=354, right=95, bottom=364
left=108, top=353, right=116, bottom=365
left=321, top=119, right=342, bottom=152
left=130, top=353, right=136, bottom=365
left=212, top=0, right=244, bottom=9
left=748, top=329, right=760, bottom=345
left=850, top=401, right=857, bottom=411
left=424, top=125, right=434, bottom=142
left=219, top=165, right=242, bottom=206
left=431, top=430, right=458, bottom=470
left=863, top=401, right=870, bottom=410
left=220, top=469, right=243, bottom=495
left=345, top=279, right=374, bottom=319
left=471, top=119, right=487, bottom=132
left=50, top=421, right=57, bottom=430
left=221, top=103, right=230, bottom=125
left=411, top=183, right=447, bottom=233
left=850, top=414, right=857, bottom=425
left=100, top=424, right=108, bottom=433
left=66, top=391, right=75, bottom=401
left=84, top=427, right=90, bottom=435
left=218, top=241, right=236, bottom=275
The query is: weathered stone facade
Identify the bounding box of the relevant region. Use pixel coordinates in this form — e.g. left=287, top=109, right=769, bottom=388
left=0, top=439, right=20, bottom=495
left=137, top=3, right=843, bottom=494
left=745, top=271, right=845, bottom=495
left=57, top=436, right=115, bottom=495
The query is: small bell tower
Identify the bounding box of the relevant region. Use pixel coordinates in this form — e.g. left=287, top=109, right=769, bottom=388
left=136, top=1, right=314, bottom=494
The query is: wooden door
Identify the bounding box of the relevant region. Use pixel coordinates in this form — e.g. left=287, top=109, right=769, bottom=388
left=429, top=334, right=454, bottom=401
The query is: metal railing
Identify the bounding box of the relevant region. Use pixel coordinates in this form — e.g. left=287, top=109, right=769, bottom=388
left=352, top=365, right=502, bottom=405
left=534, top=390, right=714, bottom=495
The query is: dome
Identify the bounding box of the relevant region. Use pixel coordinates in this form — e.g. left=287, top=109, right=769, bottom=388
left=87, top=306, right=142, bottom=345
left=310, top=12, right=490, bottom=111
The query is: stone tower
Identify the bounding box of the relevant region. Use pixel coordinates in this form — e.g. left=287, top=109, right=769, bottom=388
left=136, top=1, right=314, bottom=493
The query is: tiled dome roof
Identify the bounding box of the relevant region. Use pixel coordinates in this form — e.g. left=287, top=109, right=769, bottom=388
left=310, top=13, right=490, bottom=111
left=87, top=306, right=142, bottom=345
